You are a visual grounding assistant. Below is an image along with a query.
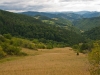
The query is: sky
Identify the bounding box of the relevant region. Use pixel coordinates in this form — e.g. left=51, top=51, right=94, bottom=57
left=0, top=0, right=100, bottom=12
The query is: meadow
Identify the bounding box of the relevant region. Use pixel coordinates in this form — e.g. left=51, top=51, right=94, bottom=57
left=0, top=47, right=90, bottom=75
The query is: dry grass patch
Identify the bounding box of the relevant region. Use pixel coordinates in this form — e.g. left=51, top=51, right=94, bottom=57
left=0, top=47, right=90, bottom=75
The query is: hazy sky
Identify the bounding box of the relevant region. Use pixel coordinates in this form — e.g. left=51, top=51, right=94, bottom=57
left=0, top=0, right=100, bottom=12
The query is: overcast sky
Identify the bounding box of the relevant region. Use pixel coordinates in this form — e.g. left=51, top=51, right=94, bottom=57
left=0, top=0, right=100, bottom=12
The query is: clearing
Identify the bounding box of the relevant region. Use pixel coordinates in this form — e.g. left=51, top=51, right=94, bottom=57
left=0, top=47, right=90, bottom=75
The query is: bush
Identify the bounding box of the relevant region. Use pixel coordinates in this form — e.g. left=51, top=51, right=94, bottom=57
left=36, top=43, right=46, bottom=49
left=11, top=38, right=37, bottom=49
left=73, top=44, right=79, bottom=49
left=46, top=44, right=53, bottom=49
left=32, top=39, right=39, bottom=44
left=22, top=41, right=37, bottom=49
left=3, top=34, right=12, bottom=39
left=88, top=43, right=100, bottom=75
left=0, top=46, right=6, bottom=58
left=11, top=38, right=23, bottom=46
left=1, top=43, right=21, bottom=55
left=80, top=43, right=89, bottom=50
left=27, top=43, right=37, bottom=50
left=7, top=46, right=21, bottom=55
left=0, top=35, right=6, bottom=42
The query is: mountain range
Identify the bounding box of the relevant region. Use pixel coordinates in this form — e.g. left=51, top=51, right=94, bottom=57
left=21, top=11, right=83, bottom=21
left=21, top=11, right=100, bottom=20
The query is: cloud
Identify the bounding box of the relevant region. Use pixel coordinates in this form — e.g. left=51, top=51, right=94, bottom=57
left=0, top=0, right=100, bottom=12
left=60, top=0, right=94, bottom=2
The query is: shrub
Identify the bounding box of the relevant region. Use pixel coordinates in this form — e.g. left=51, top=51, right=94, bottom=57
left=11, top=38, right=23, bottom=46
left=80, top=43, right=89, bottom=50
left=27, top=43, right=37, bottom=50
left=32, top=39, right=39, bottom=44
left=0, top=46, right=6, bottom=58
left=46, top=44, right=53, bottom=49
left=3, top=34, right=12, bottom=39
left=7, top=46, right=21, bottom=55
left=36, top=43, right=46, bottom=49
left=0, top=35, right=6, bottom=42
left=1, top=43, right=21, bottom=55
left=72, top=44, right=79, bottom=49
left=88, top=43, right=100, bottom=75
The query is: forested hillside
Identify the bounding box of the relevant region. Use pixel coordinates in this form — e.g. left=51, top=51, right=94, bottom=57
left=0, top=10, right=85, bottom=45
left=34, top=15, right=81, bottom=34
left=22, top=11, right=100, bottom=32
left=34, top=15, right=72, bottom=26
left=82, top=12, right=100, bottom=18
left=84, top=26, right=100, bottom=40
left=73, top=17, right=100, bottom=31
left=21, top=11, right=83, bottom=21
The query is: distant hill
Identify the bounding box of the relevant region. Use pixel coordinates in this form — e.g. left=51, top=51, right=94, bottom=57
left=21, top=11, right=83, bottom=21
left=73, top=17, right=100, bottom=31
left=74, top=11, right=91, bottom=15
left=82, top=11, right=100, bottom=18
left=34, top=15, right=51, bottom=20
left=84, top=26, right=100, bottom=40
left=0, top=9, right=85, bottom=45
left=34, top=15, right=81, bottom=34
left=34, top=15, right=72, bottom=26
left=21, top=11, right=100, bottom=19
left=74, top=11, right=100, bottom=18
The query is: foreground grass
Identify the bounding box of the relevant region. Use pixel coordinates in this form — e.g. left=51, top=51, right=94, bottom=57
left=0, top=47, right=90, bottom=75
left=0, top=56, right=24, bottom=63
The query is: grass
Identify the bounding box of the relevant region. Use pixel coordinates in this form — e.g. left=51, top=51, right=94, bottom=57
left=0, top=56, right=24, bottom=63
left=0, top=47, right=90, bottom=75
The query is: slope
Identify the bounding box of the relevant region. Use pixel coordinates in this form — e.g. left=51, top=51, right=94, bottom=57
left=82, top=11, right=100, bottom=18
left=73, top=17, right=100, bottom=31
left=34, top=15, right=81, bottom=34
left=84, top=26, right=100, bottom=40
left=0, top=9, right=85, bottom=45
left=21, top=11, right=83, bottom=21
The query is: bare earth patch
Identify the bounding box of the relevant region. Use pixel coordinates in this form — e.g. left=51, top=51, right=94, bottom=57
left=0, top=47, right=90, bottom=75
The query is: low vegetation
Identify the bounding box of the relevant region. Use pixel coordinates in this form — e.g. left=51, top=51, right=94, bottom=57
left=0, top=34, right=68, bottom=59
left=88, top=41, right=100, bottom=75
left=73, top=40, right=100, bottom=75
left=0, top=34, right=27, bottom=59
